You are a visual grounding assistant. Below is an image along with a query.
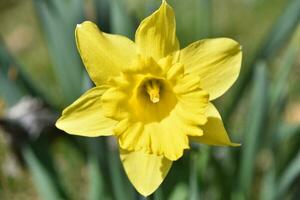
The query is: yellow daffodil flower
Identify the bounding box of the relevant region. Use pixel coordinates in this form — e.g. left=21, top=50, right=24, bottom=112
left=56, top=0, right=242, bottom=196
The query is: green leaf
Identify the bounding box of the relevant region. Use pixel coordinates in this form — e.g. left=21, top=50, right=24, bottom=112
left=33, top=0, right=86, bottom=106
left=168, top=183, right=188, bottom=200
left=223, top=0, right=300, bottom=120
left=274, top=124, right=300, bottom=144
left=109, top=0, right=135, bottom=39
left=197, top=146, right=210, bottom=181
left=88, top=139, right=111, bottom=200
left=238, top=62, right=268, bottom=195
left=0, top=42, right=26, bottom=104
left=94, top=0, right=111, bottom=32
left=259, top=1, right=300, bottom=59
left=0, top=40, right=58, bottom=108
left=270, top=25, right=300, bottom=108
left=273, top=123, right=300, bottom=174
left=260, top=166, right=276, bottom=200
left=0, top=63, right=23, bottom=107
left=262, top=25, right=300, bottom=146
left=173, top=0, right=212, bottom=46
left=23, top=145, right=65, bottom=200
left=189, top=151, right=199, bottom=200
left=153, top=188, right=164, bottom=200
left=276, top=152, right=300, bottom=199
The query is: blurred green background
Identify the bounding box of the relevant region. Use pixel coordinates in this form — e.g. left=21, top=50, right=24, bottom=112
left=0, top=0, right=300, bottom=199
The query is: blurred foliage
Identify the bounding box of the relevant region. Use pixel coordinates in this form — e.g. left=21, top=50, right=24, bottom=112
left=0, top=0, right=300, bottom=199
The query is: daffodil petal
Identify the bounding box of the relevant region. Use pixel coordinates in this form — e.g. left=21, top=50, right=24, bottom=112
left=76, top=21, right=137, bottom=85
left=191, top=103, right=240, bottom=146
left=56, top=86, right=117, bottom=137
left=120, top=149, right=172, bottom=196
left=178, top=38, right=242, bottom=100
left=147, top=121, right=190, bottom=161
left=135, top=0, right=179, bottom=60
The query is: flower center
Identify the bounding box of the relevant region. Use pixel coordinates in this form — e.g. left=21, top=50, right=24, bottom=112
left=125, top=77, right=177, bottom=123
left=144, top=79, right=160, bottom=103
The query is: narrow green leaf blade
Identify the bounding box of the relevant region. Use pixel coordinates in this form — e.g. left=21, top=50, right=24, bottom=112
left=276, top=152, right=300, bottom=199
left=260, top=0, right=300, bottom=59
left=275, top=124, right=300, bottom=144
left=173, top=0, right=212, bottom=46
left=168, top=183, right=188, bottom=200
left=260, top=166, right=276, bottom=200
left=109, top=0, right=135, bottom=39
left=88, top=139, right=111, bottom=200
left=94, top=0, right=111, bottom=32
left=23, top=145, right=64, bottom=200
left=270, top=25, right=300, bottom=108
left=33, top=0, right=86, bottom=106
left=0, top=72, right=22, bottom=107
left=238, top=62, right=268, bottom=195
left=0, top=42, right=27, bottom=104
left=223, top=0, right=300, bottom=120
left=189, top=151, right=199, bottom=200
left=0, top=40, right=58, bottom=108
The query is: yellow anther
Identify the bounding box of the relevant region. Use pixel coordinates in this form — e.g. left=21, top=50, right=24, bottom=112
left=145, top=80, right=160, bottom=103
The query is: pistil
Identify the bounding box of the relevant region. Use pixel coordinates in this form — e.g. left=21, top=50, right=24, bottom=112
left=145, top=80, right=160, bottom=103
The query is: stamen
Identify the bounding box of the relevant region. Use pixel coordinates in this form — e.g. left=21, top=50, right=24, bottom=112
left=145, top=80, right=160, bottom=103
